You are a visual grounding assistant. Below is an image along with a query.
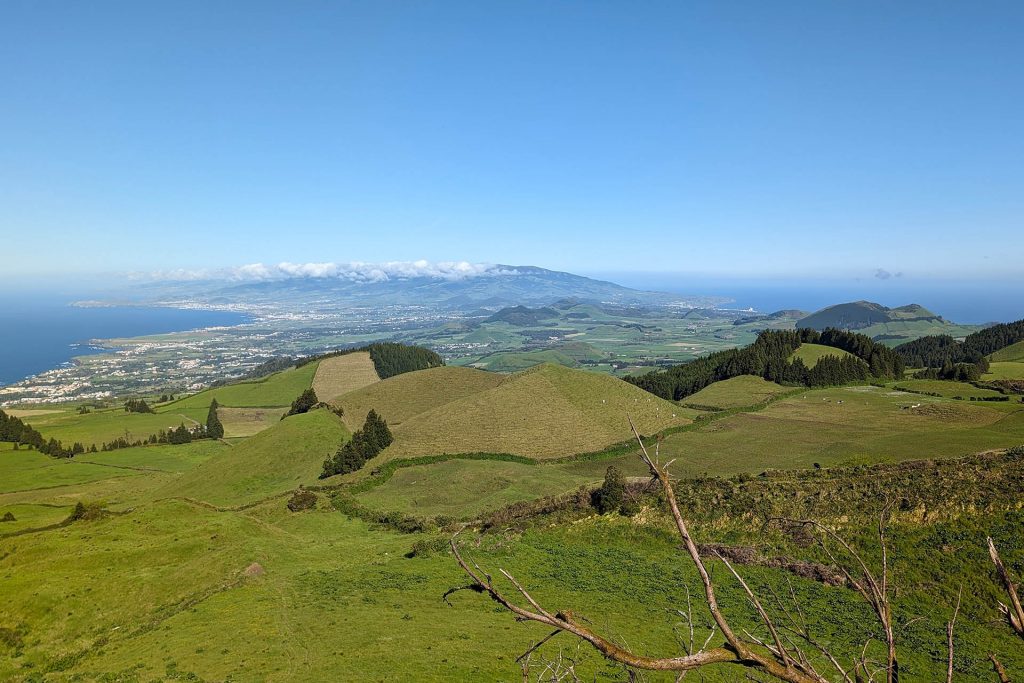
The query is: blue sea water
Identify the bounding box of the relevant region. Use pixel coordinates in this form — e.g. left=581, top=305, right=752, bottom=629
left=591, top=274, right=1024, bottom=325
left=0, top=296, right=249, bottom=386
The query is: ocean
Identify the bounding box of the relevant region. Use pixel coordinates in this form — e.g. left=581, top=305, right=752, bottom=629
left=0, top=296, right=249, bottom=386
left=590, top=274, right=1024, bottom=325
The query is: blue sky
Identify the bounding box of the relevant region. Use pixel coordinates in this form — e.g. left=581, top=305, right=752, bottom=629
left=2, top=1, right=1022, bottom=282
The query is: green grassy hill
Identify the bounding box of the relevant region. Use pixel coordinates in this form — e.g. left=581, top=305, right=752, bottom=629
left=378, top=363, right=693, bottom=460
left=789, top=342, right=858, bottom=368
left=20, top=405, right=208, bottom=449
left=158, top=409, right=348, bottom=507
left=332, top=366, right=503, bottom=431
left=990, top=339, right=1024, bottom=363
left=162, top=362, right=320, bottom=411
left=682, top=375, right=791, bottom=409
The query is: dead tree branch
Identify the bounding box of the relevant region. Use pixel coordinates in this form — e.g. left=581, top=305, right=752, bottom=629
left=988, top=537, right=1024, bottom=639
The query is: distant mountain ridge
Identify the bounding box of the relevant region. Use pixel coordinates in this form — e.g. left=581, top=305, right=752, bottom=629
left=795, top=300, right=979, bottom=345
left=797, top=301, right=943, bottom=331
left=142, top=264, right=730, bottom=312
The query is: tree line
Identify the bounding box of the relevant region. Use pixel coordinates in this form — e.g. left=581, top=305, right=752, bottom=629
left=297, top=342, right=443, bottom=379
left=320, top=409, right=393, bottom=478
left=895, top=318, right=1024, bottom=374
left=1, top=398, right=223, bottom=459
left=627, top=328, right=904, bottom=400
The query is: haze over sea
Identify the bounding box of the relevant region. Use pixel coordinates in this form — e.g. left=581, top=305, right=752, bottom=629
left=598, top=275, right=1024, bottom=325
left=0, top=295, right=248, bottom=386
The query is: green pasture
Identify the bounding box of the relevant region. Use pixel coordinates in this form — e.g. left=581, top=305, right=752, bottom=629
left=22, top=407, right=208, bottom=448
left=789, top=342, right=857, bottom=367
left=682, top=375, right=791, bottom=409
left=159, top=409, right=348, bottom=508
left=162, top=362, right=319, bottom=410
left=984, top=361, right=1024, bottom=380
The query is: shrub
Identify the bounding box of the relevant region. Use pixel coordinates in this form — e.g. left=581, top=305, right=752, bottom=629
left=592, top=466, right=626, bottom=514
left=286, top=489, right=317, bottom=512
left=0, top=512, right=15, bottom=522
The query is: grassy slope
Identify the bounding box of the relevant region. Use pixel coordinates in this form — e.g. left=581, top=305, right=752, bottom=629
left=162, top=362, right=320, bottom=410
left=789, top=342, right=857, bottom=367
left=682, top=375, right=791, bottom=409
left=2, top=497, right=1020, bottom=682
left=23, top=406, right=208, bottom=448
left=158, top=409, right=348, bottom=507
left=896, top=379, right=1005, bottom=399
left=217, top=407, right=287, bottom=438
left=311, top=351, right=380, bottom=401
left=985, top=362, right=1024, bottom=380
left=355, top=458, right=592, bottom=518
left=990, top=339, right=1024, bottom=362
left=655, top=386, right=1023, bottom=478
left=332, top=366, right=503, bottom=431
left=380, top=364, right=693, bottom=460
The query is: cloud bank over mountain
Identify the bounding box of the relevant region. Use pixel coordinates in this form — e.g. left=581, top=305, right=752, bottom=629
left=143, top=260, right=521, bottom=283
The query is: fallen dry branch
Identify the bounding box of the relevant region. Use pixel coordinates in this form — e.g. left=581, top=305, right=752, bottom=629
left=988, top=537, right=1024, bottom=639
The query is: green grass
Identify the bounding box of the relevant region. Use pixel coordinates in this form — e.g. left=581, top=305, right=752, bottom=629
left=990, top=340, right=1024, bottom=362
left=162, top=362, right=320, bottom=410
left=1, top=495, right=1020, bottom=682
left=896, top=379, right=1006, bottom=399
left=158, top=409, right=349, bottom=507
left=984, top=361, right=1024, bottom=380
left=379, top=364, right=693, bottom=461
left=789, top=342, right=857, bottom=367
left=22, top=406, right=208, bottom=448
left=0, top=448, right=141, bottom=494
left=654, top=386, right=1024, bottom=478
left=355, top=458, right=592, bottom=518
left=682, top=375, right=791, bottom=409
left=77, top=441, right=226, bottom=473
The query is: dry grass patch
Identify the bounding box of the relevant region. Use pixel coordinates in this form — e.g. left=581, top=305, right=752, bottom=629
left=218, top=407, right=287, bottom=438
left=378, top=364, right=691, bottom=461
left=312, top=352, right=380, bottom=401
left=332, top=366, right=503, bottom=431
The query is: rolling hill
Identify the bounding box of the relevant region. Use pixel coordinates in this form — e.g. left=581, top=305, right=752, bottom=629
left=159, top=409, right=348, bottom=507
left=369, top=363, right=694, bottom=461
left=331, top=366, right=504, bottom=432
left=797, top=301, right=977, bottom=343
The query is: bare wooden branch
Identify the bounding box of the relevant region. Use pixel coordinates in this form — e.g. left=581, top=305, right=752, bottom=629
left=946, top=584, right=962, bottom=683
left=988, top=537, right=1024, bottom=639
left=989, top=653, right=1011, bottom=683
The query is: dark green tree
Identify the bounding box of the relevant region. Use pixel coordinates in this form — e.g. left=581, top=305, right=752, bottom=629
left=285, top=388, right=319, bottom=417
left=592, top=466, right=626, bottom=514
left=206, top=398, right=224, bottom=439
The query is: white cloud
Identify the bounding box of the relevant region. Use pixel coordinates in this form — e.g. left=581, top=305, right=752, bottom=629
left=143, top=261, right=519, bottom=283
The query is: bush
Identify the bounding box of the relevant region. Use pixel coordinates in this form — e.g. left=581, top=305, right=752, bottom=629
left=1, top=511, right=15, bottom=522
left=406, top=537, right=450, bottom=558
left=286, top=489, right=317, bottom=512
left=285, top=388, right=319, bottom=417
left=592, top=466, right=626, bottom=514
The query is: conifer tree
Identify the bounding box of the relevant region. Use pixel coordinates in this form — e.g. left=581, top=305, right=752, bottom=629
left=206, top=398, right=224, bottom=439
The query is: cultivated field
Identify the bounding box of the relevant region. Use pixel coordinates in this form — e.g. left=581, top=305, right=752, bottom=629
left=24, top=406, right=209, bottom=448
left=311, top=352, right=380, bottom=401
left=217, top=407, right=287, bottom=438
